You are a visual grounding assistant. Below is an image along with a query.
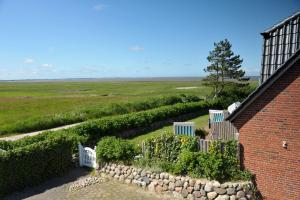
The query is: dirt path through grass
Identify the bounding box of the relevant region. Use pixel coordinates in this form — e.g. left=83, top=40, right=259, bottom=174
left=0, top=122, right=82, bottom=141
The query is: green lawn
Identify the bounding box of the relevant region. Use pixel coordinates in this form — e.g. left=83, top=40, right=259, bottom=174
left=130, top=114, right=209, bottom=145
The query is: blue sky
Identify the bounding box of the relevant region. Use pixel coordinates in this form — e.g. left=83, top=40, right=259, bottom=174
left=0, top=0, right=299, bottom=80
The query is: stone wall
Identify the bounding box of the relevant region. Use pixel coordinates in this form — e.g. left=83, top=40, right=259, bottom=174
left=99, top=163, right=255, bottom=200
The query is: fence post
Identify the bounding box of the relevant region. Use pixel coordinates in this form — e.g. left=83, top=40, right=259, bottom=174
left=78, top=143, right=83, bottom=167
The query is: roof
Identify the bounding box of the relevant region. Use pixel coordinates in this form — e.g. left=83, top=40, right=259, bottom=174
left=227, top=48, right=300, bottom=122
left=262, top=11, right=300, bottom=36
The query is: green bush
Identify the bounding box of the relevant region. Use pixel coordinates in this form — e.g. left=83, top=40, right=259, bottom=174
left=195, top=128, right=209, bottom=138
left=1, top=94, right=201, bottom=135
left=143, top=134, right=198, bottom=162
left=96, top=137, right=136, bottom=164
left=173, top=150, right=199, bottom=175
left=141, top=135, right=245, bottom=182
left=0, top=135, right=75, bottom=197
left=75, top=100, right=219, bottom=143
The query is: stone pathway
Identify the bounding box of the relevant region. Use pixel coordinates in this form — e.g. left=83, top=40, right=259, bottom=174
left=0, top=122, right=82, bottom=141
left=3, top=168, right=174, bottom=200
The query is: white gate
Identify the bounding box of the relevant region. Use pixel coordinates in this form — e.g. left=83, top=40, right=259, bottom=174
left=78, top=143, right=97, bottom=168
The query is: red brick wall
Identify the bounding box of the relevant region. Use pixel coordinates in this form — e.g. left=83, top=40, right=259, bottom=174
left=232, top=60, right=300, bottom=200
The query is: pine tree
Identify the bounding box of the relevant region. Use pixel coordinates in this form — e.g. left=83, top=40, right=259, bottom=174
left=203, top=39, right=245, bottom=98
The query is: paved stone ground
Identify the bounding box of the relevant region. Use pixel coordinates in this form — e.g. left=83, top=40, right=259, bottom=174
left=3, top=168, right=174, bottom=200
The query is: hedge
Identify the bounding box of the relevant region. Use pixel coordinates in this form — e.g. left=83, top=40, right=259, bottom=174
left=73, top=100, right=221, bottom=142
left=0, top=94, right=201, bottom=135
left=0, top=134, right=79, bottom=197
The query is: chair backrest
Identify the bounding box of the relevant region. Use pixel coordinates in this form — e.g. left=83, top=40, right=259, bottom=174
left=173, top=122, right=195, bottom=137
left=209, top=110, right=227, bottom=123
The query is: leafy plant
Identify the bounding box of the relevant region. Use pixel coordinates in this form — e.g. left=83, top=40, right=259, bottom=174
left=96, top=137, right=136, bottom=164
left=0, top=135, right=75, bottom=197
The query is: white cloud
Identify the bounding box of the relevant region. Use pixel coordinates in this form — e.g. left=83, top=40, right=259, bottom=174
left=23, top=58, right=35, bottom=64
left=129, top=45, right=144, bottom=52
left=40, top=63, right=53, bottom=68
left=93, top=4, right=107, bottom=11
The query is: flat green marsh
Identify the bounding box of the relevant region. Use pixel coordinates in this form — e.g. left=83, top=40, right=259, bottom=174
left=0, top=80, right=210, bottom=135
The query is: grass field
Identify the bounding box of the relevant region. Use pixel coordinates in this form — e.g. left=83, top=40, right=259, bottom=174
left=0, top=80, right=211, bottom=134
left=129, top=114, right=209, bottom=145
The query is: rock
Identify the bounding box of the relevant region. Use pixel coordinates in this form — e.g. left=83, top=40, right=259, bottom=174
left=175, top=180, right=184, bottom=187
left=204, top=183, right=213, bottom=192
left=158, top=180, right=164, bottom=186
left=182, top=189, right=189, bottom=198
left=246, top=194, right=253, bottom=200
left=236, top=191, right=245, bottom=198
left=163, top=179, right=170, bottom=185
left=119, top=175, right=125, bottom=181
left=194, top=183, right=201, bottom=191
left=207, top=191, right=217, bottom=200
left=109, top=171, right=116, bottom=177
left=169, top=182, right=175, bottom=191
left=169, top=175, right=175, bottom=182
left=155, top=185, right=163, bottom=193
left=239, top=198, right=247, bottom=200
left=173, top=191, right=182, bottom=199
left=200, top=189, right=206, bottom=196
left=160, top=173, right=165, bottom=179
left=155, top=174, right=160, bottom=179
left=114, top=175, right=119, bottom=179
left=187, top=186, right=194, bottom=193
left=125, top=179, right=131, bottom=184
left=175, top=176, right=181, bottom=181
left=128, top=175, right=134, bottom=180
left=141, top=176, right=150, bottom=185
left=148, top=182, right=156, bottom=192
left=213, top=181, right=221, bottom=188
left=229, top=195, right=237, bottom=200
left=220, top=183, right=228, bottom=189
left=187, top=194, right=194, bottom=200
left=236, top=184, right=243, bottom=191
left=163, top=184, right=169, bottom=191
left=215, top=195, right=229, bottom=200
left=199, top=197, right=208, bottom=200
left=214, top=187, right=227, bottom=195
left=226, top=187, right=236, bottom=195
left=189, top=179, right=195, bottom=187
left=193, top=191, right=201, bottom=198
left=184, top=181, right=189, bottom=189
left=175, top=187, right=183, bottom=193
left=164, top=173, right=169, bottom=179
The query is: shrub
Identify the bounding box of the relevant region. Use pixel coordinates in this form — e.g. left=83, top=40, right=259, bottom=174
left=141, top=135, right=244, bottom=182
left=143, top=134, right=198, bottom=162
left=96, top=137, right=136, bottom=164
left=75, top=100, right=218, bottom=143
left=0, top=135, right=75, bottom=197
left=173, top=150, right=199, bottom=175
left=195, top=128, right=209, bottom=138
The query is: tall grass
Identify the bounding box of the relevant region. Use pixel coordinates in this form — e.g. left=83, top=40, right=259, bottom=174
left=0, top=94, right=201, bottom=135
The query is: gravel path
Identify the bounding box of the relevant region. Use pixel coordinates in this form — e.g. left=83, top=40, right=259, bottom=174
left=0, top=122, right=82, bottom=141
left=3, top=168, right=174, bottom=200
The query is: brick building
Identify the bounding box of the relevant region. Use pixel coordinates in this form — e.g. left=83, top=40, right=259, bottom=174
left=227, top=12, right=300, bottom=200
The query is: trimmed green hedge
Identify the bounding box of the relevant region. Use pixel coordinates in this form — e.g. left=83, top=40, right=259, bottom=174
left=0, top=133, right=79, bottom=197
left=74, top=100, right=220, bottom=142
